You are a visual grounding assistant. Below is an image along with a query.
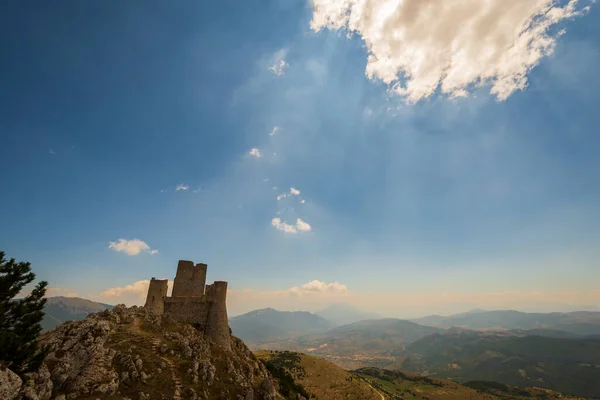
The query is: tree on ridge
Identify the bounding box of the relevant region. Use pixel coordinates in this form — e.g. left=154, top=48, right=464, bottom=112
left=0, top=251, right=48, bottom=375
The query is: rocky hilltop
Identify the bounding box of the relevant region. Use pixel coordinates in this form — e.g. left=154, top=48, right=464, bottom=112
left=1, top=304, right=284, bottom=400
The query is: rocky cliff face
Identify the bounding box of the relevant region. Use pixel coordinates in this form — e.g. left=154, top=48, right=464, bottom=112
left=2, top=305, right=280, bottom=400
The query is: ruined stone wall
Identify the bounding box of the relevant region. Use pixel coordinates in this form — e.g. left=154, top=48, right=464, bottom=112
left=205, top=281, right=231, bottom=350
left=144, top=278, right=168, bottom=315
left=163, top=296, right=211, bottom=327
left=144, top=260, right=230, bottom=349
left=171, top=260, right=207, bottom=297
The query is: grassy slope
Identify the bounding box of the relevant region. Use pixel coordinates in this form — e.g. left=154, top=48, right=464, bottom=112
left=356, top=368, right=586, bottom=400
left=255, top=351, right=586, bottom=400
left=255, top=350, right=383, bottom=400
left=403, top=332, right=600, bottom=398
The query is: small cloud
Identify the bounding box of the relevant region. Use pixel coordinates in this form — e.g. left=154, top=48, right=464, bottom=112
left=108, top=238, right=158, bottom=256
left=48, top=149, right=56, bottom=155
left=192, top=187, right=202, bottom=193
left=269, top=60, right=288, bottom=76
left=249, top=148, right=262, bottom=158
left=271, top=186, right=278, bottom=191
left=289, top=187, right=301, bottom=196
left=269, top=126, right=280, bottom=136
left=300, top=199, right=306, bottom=204
left=263, top=178, right=269, bottom=182
left=271, top=218, right=297, bottom=233
left=296, top=218, right=312, bottom=232
left=271, top=218, right=312, bottom=234
left=277, top=193, right=288, bottom=201
left=294, top=280, right=348, bottom=294
left=175, top=184, right=189, bottom=191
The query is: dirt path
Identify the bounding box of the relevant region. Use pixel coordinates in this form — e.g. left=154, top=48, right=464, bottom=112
left=150, top=336, right=183, bottom=400
left=364, top=380, right=386, bottom=400
left=131, top=317, right=182, bottom=400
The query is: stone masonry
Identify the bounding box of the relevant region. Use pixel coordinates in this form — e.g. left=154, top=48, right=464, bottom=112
left=144, top=260, right=230, bottom=349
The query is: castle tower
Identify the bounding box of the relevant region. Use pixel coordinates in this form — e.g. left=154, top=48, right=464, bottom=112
left=172, top=260, right=207, bottom=297
left=205, top=281, right=231, bottom=350
left=144, top=278, right=168, bottom=315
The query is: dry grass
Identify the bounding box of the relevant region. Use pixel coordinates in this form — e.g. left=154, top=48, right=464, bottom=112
left=256, top=350, right=383, bottom=400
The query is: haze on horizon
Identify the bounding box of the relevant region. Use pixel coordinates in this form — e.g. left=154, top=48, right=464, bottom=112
left=1, top=0, right=599, bottom=319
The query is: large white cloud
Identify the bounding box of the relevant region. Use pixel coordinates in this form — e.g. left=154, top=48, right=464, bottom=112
left=108, top=238, right=158, bottom=256
left=310, top=0, right=592, bottom=102
left=96, top=279, right=173, bottom=305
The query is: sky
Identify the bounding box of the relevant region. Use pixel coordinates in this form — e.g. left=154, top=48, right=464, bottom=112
left=1, top=0, right=600, bottom=318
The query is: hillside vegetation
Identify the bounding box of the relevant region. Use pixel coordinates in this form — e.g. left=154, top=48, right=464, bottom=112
left=255, top=350, right=385, bottom=400
left=255, top=351, right=584, bottom=400
left=254, top=318, right=443, bottom=370
left=356, top=368, right=586, bottom=400
left=403, top=329, right=600, bottom=398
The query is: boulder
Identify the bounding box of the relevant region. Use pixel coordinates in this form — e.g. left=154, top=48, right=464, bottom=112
left=0, top=366, right=22, bottom=400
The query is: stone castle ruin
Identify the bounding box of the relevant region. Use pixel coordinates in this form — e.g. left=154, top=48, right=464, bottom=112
left=144, top=260, right=230, bottom=349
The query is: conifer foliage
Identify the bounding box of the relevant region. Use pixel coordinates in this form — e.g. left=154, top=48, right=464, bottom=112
left=0, top=251, right=48, bottom=375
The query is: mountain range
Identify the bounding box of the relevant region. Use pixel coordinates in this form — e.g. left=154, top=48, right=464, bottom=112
left=412, top=309, right=600, bottom=335
left=403, top=327, right=600, bottom=398
left=42, top=296, right=114, bottom=331
left=31, top=299, right=600, bottom=398
left=315, top=304, right=382, bottom=327
left=229, top=307, right=334, bottom=344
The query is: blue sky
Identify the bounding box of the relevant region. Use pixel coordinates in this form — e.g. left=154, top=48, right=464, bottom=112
left=1, top=0, right=599, bottom=317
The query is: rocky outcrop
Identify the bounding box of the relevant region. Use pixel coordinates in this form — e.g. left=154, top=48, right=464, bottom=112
left=0, top=366, right=22, bottom=400
left=15, top=304, right=280, bottom=400
left=40, top=313, right=118, bottom=398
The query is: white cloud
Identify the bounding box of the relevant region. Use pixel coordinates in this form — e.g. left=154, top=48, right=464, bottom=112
left=296, top=218, right=312, bottom=232
left=271, top=217, right=312, bottom=233
left=300, top=199, right=306, bottom=204
left=248, top=148, right=262, bottom=158
left=108, top=238, right=158, bottom=256
left=269, top=126, right=280, bottom=136
left=175, top=184, right=189, bottom=191
left=271, top=217, right=297, bottom=233
left=95, top=279, right=173, bottom=306
left=99, top=280, right=152, bottom=299
left=269, top=60, right=288, bottom=76
left=277, top=188, right=301, bottom=200
left=294, top=280, right=349, bottom=294
left=310, top=0, right=592, bottom=102
left=48, top=149, right=56, bottom=155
